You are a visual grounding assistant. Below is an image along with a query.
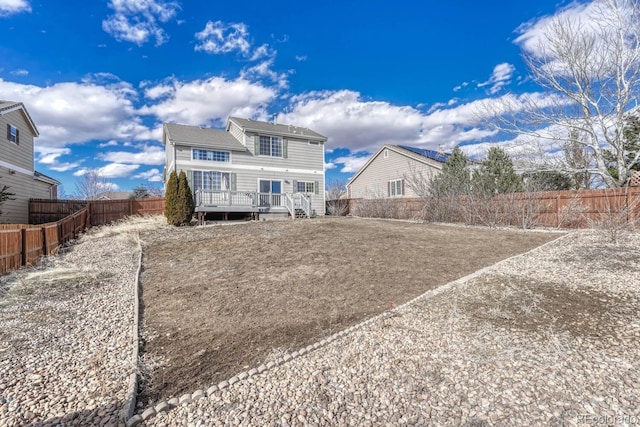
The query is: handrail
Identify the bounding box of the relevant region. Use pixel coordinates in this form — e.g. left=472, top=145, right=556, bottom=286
left=284, top=193, right=295, bottom=217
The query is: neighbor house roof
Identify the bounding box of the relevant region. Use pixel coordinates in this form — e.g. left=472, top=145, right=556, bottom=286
left=0, top=100, right=39, bottom=136
left=397, top=145, right=450, bottom=163
left=347, top=144, right=449, bottom=187
left=228, top=116, right=327, bottom=142
left=34, top=171, right=60, bottom=185
left=164, top=123, right=248, bottom=152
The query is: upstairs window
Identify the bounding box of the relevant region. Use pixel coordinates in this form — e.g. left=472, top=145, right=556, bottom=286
left=193, top=149, right=230, bottom=162
left=259, top=135, right=283, bottom=157
left=389, top=179, right=404, bottom=197
left=7, top=124, right=18, bottom=144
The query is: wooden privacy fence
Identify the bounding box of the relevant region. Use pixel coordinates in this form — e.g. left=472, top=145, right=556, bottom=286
left=0, top=208, right=88, bottom=275
left=29, top=197, right=165, bottom=226
left=343, top=187, right=640, bottom=227
left=2, top=197, right=166, bottom=275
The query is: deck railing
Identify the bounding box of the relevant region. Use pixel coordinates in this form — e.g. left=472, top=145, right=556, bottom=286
left=195, top=190, right=286, bottom=208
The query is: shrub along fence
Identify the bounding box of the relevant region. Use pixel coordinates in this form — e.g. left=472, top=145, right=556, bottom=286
left=342, top=187, right=640, bottom=228
left=0, top=197, right=165, bottom=275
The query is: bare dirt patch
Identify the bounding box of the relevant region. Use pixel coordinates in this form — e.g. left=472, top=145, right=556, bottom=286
left=139, top=218, right=560, bottom=405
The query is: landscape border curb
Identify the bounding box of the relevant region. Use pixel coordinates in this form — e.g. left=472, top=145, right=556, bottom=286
left=121, top=235, right=143, bottom=424
left=129, top=230, right=572, bottom=426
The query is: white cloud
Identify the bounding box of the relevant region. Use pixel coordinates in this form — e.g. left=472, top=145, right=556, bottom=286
left=194, top=20, right=275, bottom=61
left=427, top=98, right=458, bottom=114
left=35, top=147, right=82, bottom=172
left=102, top=0, right=180, bottom=46
left=98, top=140, right=120, bottom=148
left=98, top=144, right=165, bottom=165
left=194, top=21, right=251, bottom=55
left=324, top=161, right=336, bottom=170
left=0, top=78, right=149, bottom=152
left=75, top=163, right=140, bottom=178
left=333, top=154, right=371, bottom=174
left=477, top=62, right=515, bottom=94
left=10, top=69, right=28, bottom=76
left=240, top=59, right=290, bottom=88
left=453, top=81, right=469, bottom=92
left=132, top=168, right=162, bottom=181
left=0, top=0, right=30, bottom=16
left=279, top=90, right=500, bottom=154
left=295, top=55, right=307, bottom=62
left=139, top=76, right=276, bottom=126
left=514, top=0, right=639, bottom=78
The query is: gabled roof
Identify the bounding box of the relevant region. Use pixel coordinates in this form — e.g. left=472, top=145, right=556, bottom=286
left=228, top=116, right=327, bottom=142
left=397, top=145, right=450, bottom=163
left=347, top=144, right=449, bottom=187
left=0, top=100, right=39, bottom=136
left=164, top=123, right=248, bottom=152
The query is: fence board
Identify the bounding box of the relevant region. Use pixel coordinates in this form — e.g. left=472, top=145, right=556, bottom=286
left=23, top=228, right=44, bottom=266
left=29, top=199, right=87, bottom=224
left=43, top=223, right=59, bottom=256
left=0, top=230, right=22, bottom=274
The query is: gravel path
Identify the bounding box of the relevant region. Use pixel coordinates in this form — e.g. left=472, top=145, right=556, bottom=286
left=0, top=218, right=156, bottom=427
left=142, top=229, right=640, bottom=427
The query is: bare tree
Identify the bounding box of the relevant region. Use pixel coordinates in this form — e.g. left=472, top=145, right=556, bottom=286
left=563, top=129, right=595, bottom=189
left=481, top=0, right=640, bottom=188
left=325, top=179, right=349, bottom=215
left=74, top=169, right=114, bottom=200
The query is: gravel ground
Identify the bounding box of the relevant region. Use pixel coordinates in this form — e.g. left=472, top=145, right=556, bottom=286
left=143, top=229, right=640, bottom=427
left=1, top=219, right=638, bottom=427
left=0, top=217, right=162, bottom=427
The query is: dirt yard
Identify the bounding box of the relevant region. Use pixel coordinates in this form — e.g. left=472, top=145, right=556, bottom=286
left=139, top=218, right=560, bottom=405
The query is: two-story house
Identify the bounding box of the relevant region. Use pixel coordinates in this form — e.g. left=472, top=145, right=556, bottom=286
left=347, top=145, right=449, bottom=199
left=0, top=101, right=59, bottom=224
left=163, top=116, right=327, bottom=221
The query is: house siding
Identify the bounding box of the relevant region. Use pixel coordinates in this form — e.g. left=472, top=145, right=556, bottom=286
left=0, top=172, right=51, bottom=224
left=0, top=109, right=35, bottom=172
left=348, top=148, right=440, bottom=199
left=174, top=142, right=325, bottom=215
left=228, top=122, right=245, bottom=146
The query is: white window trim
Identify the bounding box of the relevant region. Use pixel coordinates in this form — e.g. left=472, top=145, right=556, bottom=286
left=8, top=124, right=18, bottom=145
left=389, top=179, right=404, bottom=197
left=258, top=135, right=284, bottom=158
left=383, top=149, right=389, bottom=158
left=193, top=170, right=231, bottom=192
left=296, top=180, right=315, bottom=193
left=257, top=178, right=284, bottom=192
left=191, top=148, right=231, bottom=163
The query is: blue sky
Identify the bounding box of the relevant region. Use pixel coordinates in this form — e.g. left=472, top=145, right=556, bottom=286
left=0, top=0, right=578, bottom=195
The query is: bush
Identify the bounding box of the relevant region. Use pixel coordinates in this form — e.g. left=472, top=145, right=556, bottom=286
left=178, top=171, right=195, bottom=224
left=164, top=171, right=180, bottom=225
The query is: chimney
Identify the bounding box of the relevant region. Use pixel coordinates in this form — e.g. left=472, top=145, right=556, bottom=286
left=273, top=113, right=278, bottom=125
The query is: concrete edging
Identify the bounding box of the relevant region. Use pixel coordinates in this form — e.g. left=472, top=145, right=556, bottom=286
left=129, top=231, right=573, bottom=426
left=121, top=236, right=143, bottom=424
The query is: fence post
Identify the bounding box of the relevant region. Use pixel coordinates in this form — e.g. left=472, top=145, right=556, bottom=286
left=129, top=198, right=134, bottom=216
left=21, top=228, right=27, bottom=267
left=41, top=226, right=47, bottom=256
left=87, top=202, right=92, bottom=228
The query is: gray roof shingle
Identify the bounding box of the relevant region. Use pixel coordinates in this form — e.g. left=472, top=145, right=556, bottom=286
left=164, top=123, right=248, bottom=152
left=228, top=117, right=327, bottom=141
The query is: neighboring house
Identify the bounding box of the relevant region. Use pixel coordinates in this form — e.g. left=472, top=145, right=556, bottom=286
left=0, top=101, right=59, bottom=224
left=163, top=116, right=327, bottom=219
left=347, top=145, right=449, bottom=199
left=90, top=191, right=132, bottom=200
